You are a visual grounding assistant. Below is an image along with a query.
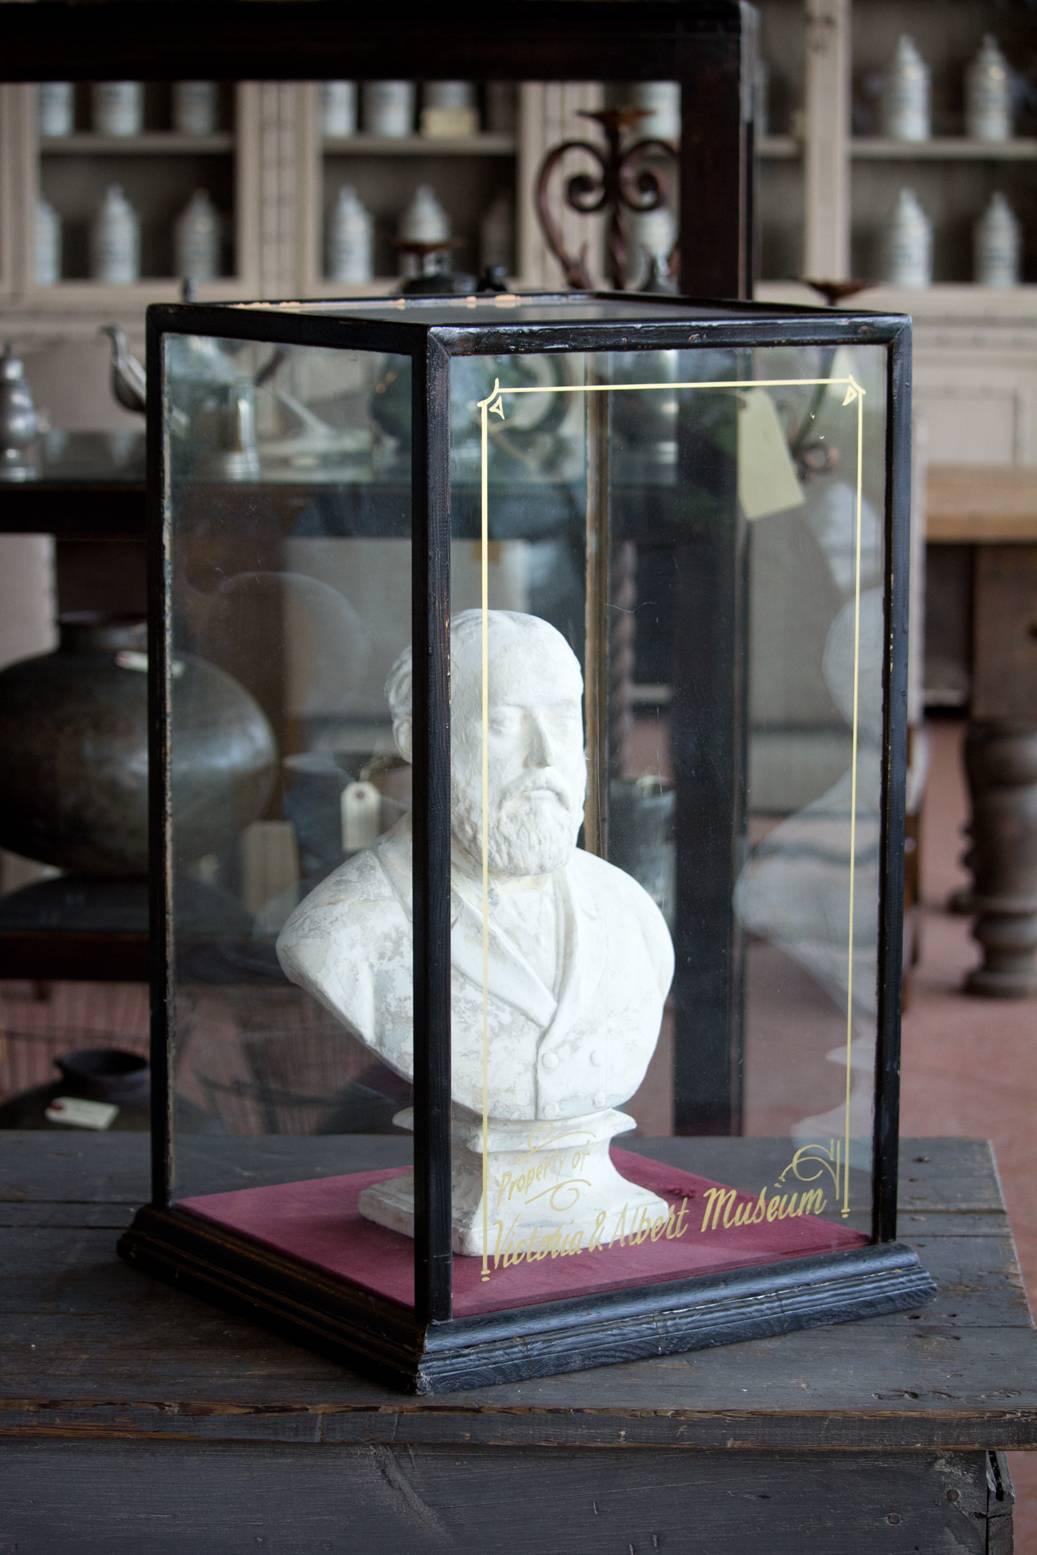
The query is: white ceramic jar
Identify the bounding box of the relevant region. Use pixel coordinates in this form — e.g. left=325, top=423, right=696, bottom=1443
left=90, top=184, right=141, bottom=283
left=965, top=36, right=1013, bottom=142
left=173, top=82, right=219, bottom=136
left=362, top=81, right=415, bottom=138
left=974, top=192, right=1021, bottom=287
left=175, top=189, right=221, bottom=282
left=35, top=197, right=62, bottom=286
left=880, top=187, right=932, bottom=286
left=328, top=185, right=374, bottom=282
left=91, top=82, right=143, bottom=137
left=39, top=82, right=74, bottom=138
left=320, top=82, right=357, bottom=138
left=880, top=36, right=930, bottom=142
left=638, top=81, right=681, bottom=143
left=423, top=81, right=475, bottom=111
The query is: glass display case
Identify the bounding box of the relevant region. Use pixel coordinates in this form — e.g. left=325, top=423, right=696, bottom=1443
left=119, top=290, right=935, bottom=1391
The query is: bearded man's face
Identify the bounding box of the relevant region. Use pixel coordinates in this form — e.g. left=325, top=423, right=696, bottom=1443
left=450, top=642, right=586, bottom=878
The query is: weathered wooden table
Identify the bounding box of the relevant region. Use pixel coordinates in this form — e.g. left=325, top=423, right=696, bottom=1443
left=3, top=1133, right=1036, bottom=1554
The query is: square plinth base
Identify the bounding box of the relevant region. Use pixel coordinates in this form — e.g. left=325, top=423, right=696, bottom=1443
left=119, top=1149, right=936, bottom=1392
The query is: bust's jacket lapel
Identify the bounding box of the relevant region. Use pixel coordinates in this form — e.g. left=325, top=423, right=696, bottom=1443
left=536, top=851, right=607, bottom=1054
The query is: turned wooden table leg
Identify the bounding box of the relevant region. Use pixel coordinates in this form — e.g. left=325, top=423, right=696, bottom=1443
left=965, top=720, right=1037, bottom=998
left=948, top=723, right=982, bottom=916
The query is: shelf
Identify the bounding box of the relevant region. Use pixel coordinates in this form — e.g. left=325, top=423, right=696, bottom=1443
left=321, top=134, right=516, bottom=157
left=852, top=137, right=1037, bottom=161
left=40, top=133, right=235, bottom=155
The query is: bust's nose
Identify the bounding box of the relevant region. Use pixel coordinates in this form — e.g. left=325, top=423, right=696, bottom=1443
left=524, top=712, right=555, bottom=768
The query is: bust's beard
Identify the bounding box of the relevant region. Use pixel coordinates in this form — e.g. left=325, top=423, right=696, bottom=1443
left=452, top=782, right=582, bottom=878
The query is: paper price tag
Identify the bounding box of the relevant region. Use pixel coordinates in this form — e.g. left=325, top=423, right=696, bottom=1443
left=341, top=781, right=381, bottom=852
left=737, top=388, right=804, bottom=521
left=45, top=1096, right=119, bottom=1130
left=420, top=106, right=479, bottom=139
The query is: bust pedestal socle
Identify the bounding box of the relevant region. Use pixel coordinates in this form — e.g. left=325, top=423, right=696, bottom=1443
left=277, top=610, right=675, bottom=1257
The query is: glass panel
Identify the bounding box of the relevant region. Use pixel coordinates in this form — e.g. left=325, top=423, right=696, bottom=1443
left=445, top=340, right=886, bottom=1314
left=166, top=335, right=416, bottom=1308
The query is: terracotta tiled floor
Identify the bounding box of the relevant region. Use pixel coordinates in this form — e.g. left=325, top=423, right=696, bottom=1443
left=901, top=717, right=1037, bottom=1545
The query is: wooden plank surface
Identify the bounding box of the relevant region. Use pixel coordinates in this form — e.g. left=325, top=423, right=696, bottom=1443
left=2, top=1134, right=1037, bottom=1453
left=0, top=1440, right=1009, bottom=1555
left=927, top=464, right=1037, bottom=545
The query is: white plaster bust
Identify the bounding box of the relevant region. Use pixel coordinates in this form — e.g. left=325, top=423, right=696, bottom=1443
left=277, top=609, right=676, bottom=1253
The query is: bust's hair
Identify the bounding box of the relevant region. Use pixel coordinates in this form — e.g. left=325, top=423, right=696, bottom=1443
left=385, top=609, right=580, bottom=743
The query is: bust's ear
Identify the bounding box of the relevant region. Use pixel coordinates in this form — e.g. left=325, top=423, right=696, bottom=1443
left=394, top=718, right=413, bottom=765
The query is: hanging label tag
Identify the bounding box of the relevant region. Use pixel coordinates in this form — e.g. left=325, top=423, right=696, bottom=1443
left=341, top=781, right=381, bottom=852
left=45, top=1096, right=119, bottom=1130
left=737, top=388, right=804, bottom=521
left=115, top=650, right=184, bottom=678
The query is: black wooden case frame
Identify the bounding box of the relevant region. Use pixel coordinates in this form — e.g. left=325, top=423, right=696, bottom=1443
left=119, top=293, right=936, bottom=1392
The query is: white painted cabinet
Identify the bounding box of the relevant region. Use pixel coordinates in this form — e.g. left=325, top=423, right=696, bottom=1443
left=754, top=0, right=1036, bottom=467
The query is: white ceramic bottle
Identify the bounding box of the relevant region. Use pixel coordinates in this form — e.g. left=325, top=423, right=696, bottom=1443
left=362, top=81, right=415, bottom=138
left=399, top=184, right=450, bottom=243
left=639, top=81, right=681, bottom=142
left=974, top=192, right=1021, bottom=287
left=399, top=184, right=450, bottom=277
left=880, top=187, right=932, bottom=286
left=631, top=203, right=678, bottom=288
left=965, top=36, right=1013, bottom=142
left=90, top=184, right=141, bottom=283
left=881, top=36, right=930, bottom=142
left=91, top=81, right=143, bottom=137
left=173, top=82, right=219, bottom=136
left=175, top=190, right=221, bottom=282
left=320, top=82, right=357, bottom=138
left=35, top=196, right=62, bottom=286
left=39, top=82, right=74, bottom=138
left=327, top=185, right=374, bottom=282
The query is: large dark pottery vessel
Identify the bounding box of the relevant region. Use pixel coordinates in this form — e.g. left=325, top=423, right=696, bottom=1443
left=0, top=613, right=276, bottom=875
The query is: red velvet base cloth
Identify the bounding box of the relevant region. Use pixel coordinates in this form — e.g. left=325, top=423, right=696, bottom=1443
left=180, top=1148, right=868, bottom=1317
